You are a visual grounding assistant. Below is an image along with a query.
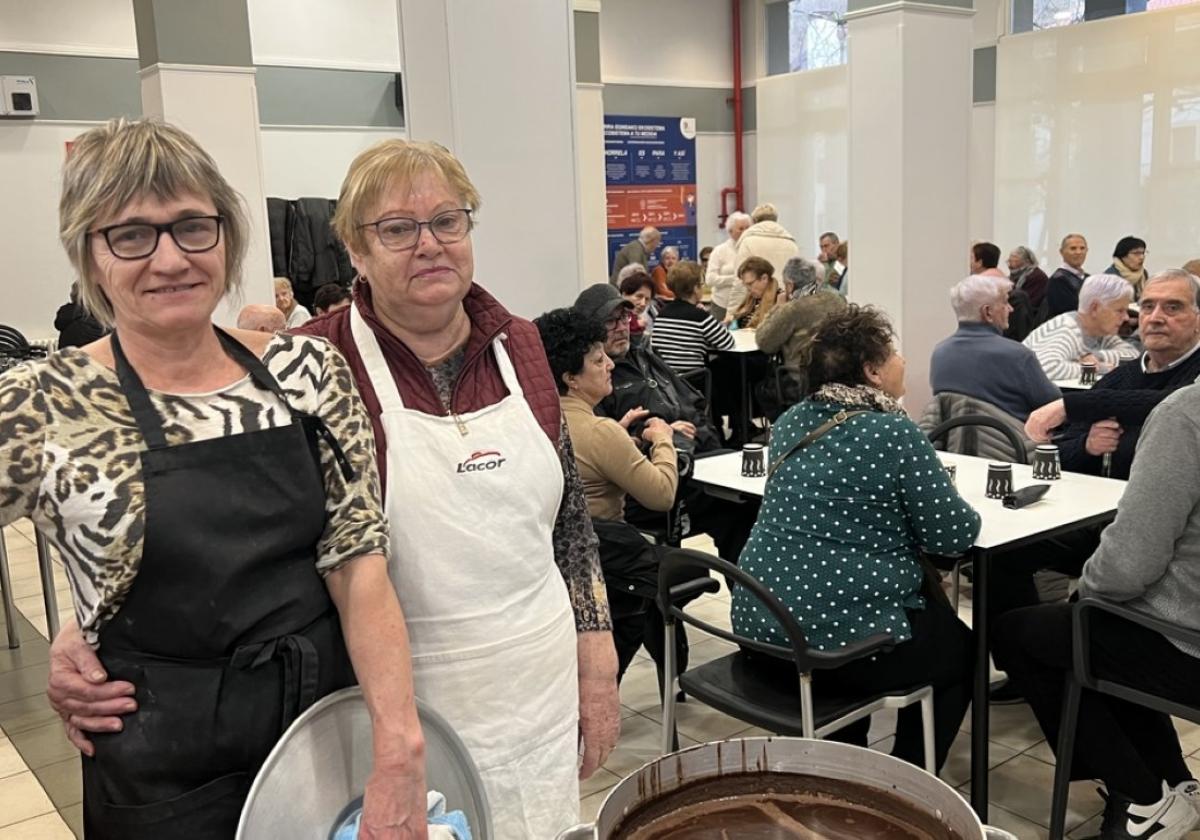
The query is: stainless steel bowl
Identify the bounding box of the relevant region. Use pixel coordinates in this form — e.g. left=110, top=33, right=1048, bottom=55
left=558, top=737, right=1016, bottom=840
left=236, top=687, right=492, bottom=839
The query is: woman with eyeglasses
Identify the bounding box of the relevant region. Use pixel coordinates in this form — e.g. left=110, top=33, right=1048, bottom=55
left=1, top=119, right=426, bottom=837
left=726, top=255, right=781, bottom=329
left=304, top=139, right=618, bottom=839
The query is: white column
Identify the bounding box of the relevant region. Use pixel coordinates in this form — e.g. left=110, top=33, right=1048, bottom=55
left=140, top=65, right=273, bottom=325
left=398, top=0, right=586, bottom=317
left=846, top=1, right=974, bottom=414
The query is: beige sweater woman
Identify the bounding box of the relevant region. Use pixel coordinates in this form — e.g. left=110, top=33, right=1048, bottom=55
left=560, top=394, right=678, bottom=521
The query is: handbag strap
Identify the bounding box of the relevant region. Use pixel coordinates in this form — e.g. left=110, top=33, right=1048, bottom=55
left=767, top=409, right=867, bottom=478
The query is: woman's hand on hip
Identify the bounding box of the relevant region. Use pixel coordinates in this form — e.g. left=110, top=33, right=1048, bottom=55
left=46, top=619, right=137, bottom=756
left=577, top=631, right=620, bottom=780
left=358, top=764, right=428, bottom=839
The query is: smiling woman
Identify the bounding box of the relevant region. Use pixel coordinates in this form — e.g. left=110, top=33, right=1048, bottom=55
left=10, top=118, right=428, bottom=839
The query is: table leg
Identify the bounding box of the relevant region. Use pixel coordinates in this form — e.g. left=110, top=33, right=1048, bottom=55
left=0, top=531, right=19, bottom=649
left=970, top=548, right=990, bottom=818
left=739, top=354, right=750, bottom=445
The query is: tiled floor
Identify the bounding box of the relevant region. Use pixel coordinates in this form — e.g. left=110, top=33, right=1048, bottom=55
left=579, top=533, right=1200, bottom=840
left=3, top=522, right=1200, bottom=839
left=0, top=522, right=78, bottom=838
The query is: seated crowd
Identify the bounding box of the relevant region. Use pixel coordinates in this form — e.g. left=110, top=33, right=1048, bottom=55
left=591, top=218, right=1200, bottom=836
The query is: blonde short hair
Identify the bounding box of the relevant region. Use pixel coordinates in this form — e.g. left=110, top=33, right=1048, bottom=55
left=58, top=118, right=248, bottom=328
left=332, top=139, right=482, bottom=255
left=750, top=203, right=778, bottom=223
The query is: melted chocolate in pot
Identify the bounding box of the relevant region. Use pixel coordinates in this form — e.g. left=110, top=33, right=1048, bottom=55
left=612, top=773, right=964, bottom=840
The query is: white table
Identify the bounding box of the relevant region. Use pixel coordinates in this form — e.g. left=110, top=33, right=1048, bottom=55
left=726, top=329, right=759, bottom=353
left=691, top=449, right=1126, bottom=818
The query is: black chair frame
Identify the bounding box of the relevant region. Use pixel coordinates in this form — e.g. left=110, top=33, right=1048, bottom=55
left=657, top=549, right=936, bottom=772
left=1048, top=599, right=1200, bottom=839
left=926, top=414, right=1029, bottom=466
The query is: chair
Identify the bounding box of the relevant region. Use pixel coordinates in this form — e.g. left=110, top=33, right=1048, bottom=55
left=925, top=414, right=1030, bottom=609
left=657, top=549, right=936, bottom=774
left=680, top=367, right=713, bottom=420
left=1047, top=599, right=1200, bottom=840
left=0, top=324, right=47, bottom=373
left=926, top=415, right=1030, bottom=466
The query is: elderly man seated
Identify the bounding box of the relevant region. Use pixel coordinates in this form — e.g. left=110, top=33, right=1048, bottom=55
left=1026, top=269, right=1200, bottom=481
left=994, top=382, right=1200, bottom=839
left=1023, top=274, right=1140, bottom=381
left=573, top=284, right=757, bottom=564
left=930, top=275, right=1060, bottom=422
left=985, top=271, right=1200, bottom=704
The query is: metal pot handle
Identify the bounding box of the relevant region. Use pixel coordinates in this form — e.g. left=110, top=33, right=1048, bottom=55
left=983, top=828, right=1019, bottom=839
left=555, top=824, right=596, bottom=840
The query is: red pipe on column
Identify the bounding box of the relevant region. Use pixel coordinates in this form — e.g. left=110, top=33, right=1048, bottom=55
left=720, top=0, right=745, bottom=224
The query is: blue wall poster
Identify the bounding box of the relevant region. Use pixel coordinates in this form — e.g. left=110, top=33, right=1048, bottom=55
left=604, top=115, right=698, bottom=274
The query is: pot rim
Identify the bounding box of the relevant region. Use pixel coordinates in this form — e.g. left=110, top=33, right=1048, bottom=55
left=588, top=736, right=986, bottom=838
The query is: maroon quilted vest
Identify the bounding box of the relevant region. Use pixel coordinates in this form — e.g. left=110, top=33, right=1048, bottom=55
left=296, top=282, right=562, bottom=493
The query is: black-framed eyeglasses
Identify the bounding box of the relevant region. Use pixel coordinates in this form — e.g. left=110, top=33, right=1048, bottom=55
left=91, top=215, right=223, bottom=260
left=358, top=208, right=473, bottom=252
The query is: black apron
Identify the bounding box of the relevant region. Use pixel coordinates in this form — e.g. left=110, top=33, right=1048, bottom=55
left=82, top=329, right=358, bottom=839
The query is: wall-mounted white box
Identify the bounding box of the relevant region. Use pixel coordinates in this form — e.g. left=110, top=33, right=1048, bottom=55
left=0, top=76, right=40, bottom=117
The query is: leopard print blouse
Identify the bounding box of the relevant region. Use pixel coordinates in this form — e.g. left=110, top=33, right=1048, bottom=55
left=0, top=334, right=389, bottom=645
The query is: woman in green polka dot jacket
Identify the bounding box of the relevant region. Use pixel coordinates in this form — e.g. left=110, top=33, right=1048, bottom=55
left=731, top=305, right=982, bottom=773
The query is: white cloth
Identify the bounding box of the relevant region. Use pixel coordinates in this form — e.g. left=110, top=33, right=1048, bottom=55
left=706, top=237, right=746, bottom=312
left=349, top=303, right=581, bottom=840
left=735, top=220, right=799, bottom=282
left=284, top=304, right=312, bottom=328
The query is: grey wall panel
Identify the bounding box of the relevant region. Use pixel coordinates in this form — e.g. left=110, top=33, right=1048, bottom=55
left=0, top=53, right=402, bottom=127
left=973, top=45, right=996, bottom=103
left=0, top=53, right=141, bottom=120
left=255, top=67, right=404, bottom=127
left=603, top=83, right=754, bottom=133
left=133, top=0, right=254, bottom=69
left=574, top=10, right=601, bottom=84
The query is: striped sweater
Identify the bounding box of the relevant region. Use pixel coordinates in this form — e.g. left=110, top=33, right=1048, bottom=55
left=1022, top=312, right=1139, bottom=381
left=649, top=299, right=735, bottom=373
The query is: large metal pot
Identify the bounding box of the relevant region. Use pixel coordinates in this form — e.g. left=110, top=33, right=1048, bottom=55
left=559, top=737, right=1016, bottom=840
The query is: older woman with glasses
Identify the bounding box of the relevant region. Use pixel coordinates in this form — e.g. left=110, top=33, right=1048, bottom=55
left=10, top=119, right=425, bottom=838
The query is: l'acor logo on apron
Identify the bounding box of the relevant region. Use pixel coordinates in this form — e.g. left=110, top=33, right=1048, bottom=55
left=456, top=449, right=507, bottom=474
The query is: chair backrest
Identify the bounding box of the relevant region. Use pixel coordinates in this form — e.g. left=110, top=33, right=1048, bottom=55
left=919, top=393, right=1033, bottom=464
left=1073, top=598, right=1200, bottom=726
left=680, top=367, right=713, bottom=418
left=0, top=325, right=31, bottom=355
left=658, top=547, right=818, bottom=671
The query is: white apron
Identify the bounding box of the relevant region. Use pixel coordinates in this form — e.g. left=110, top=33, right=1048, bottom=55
left=350, top=304, right=581, bottom=839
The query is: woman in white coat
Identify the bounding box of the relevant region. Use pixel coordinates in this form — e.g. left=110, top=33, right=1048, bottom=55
left=735, top=203, right=800, bottom=290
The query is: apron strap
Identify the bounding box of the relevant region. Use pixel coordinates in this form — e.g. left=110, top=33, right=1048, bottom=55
left=230, top=632, right=321, bottom=726
left=110, top=329, right=354, bottom=478
left=491, top=335, right=523, bottom=398
left=350, top=300, right=408, bottom=413
left=110, top=330, right=170, bottom=449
